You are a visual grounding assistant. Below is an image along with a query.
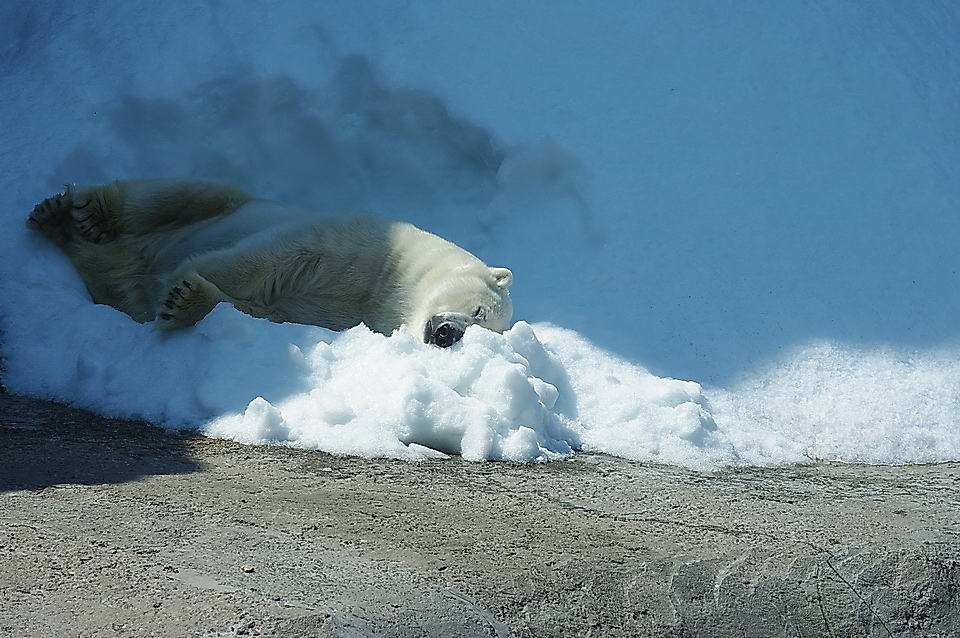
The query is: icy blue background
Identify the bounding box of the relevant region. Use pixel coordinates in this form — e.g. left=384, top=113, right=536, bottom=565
left=2, top=2, right=958, bottom=467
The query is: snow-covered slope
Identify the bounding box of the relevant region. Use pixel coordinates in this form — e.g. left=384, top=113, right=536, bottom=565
left=2, top=1, right=958, bottom=468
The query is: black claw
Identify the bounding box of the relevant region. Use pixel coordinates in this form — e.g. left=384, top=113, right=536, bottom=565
left=173, top=286, right=184, bottom=297
left=159, top=313, right=172, bottom=321
left=181, top=280, right=193, bottom=290
left=164, top=300, right=175, bottom=310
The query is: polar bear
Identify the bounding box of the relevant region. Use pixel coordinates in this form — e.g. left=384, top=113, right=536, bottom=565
left=27, top=178, right=513, bottom=347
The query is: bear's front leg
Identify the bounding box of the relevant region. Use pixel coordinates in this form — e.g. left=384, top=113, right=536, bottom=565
left=156, top=273, right=226, bottom=330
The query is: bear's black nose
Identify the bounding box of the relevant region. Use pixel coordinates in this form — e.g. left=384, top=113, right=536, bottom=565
left=425, top=315, right=467, bottom=347
left=431, top=321, right=464, bottom=348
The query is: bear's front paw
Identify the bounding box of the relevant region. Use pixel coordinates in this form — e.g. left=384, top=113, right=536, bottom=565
left=156, top=277, right=221, bottom=329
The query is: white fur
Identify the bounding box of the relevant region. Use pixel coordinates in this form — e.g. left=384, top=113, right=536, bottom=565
left=27, top=178, right=513, bottom=343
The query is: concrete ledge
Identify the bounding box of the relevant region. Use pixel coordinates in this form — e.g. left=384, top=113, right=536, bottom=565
left=1, top=391, right=957, bottom=637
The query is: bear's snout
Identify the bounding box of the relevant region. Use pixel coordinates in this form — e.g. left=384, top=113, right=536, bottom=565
left=424, top=314, right=468, bottom=348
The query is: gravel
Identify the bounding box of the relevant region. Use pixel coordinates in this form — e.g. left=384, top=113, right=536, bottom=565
left=1, top=391, right=958, bottom=637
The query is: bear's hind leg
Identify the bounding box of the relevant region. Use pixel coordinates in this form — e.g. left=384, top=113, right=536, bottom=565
left=65, top=183, right=124, bottom=244
left=156, top=273, right=226, bottom=330
left=26, top=184, right=122, bottom=246
left=26, top=190, right=76, bottom=247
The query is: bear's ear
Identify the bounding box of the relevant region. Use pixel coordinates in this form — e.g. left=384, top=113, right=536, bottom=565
left=491, top=267, right=513, bottom=290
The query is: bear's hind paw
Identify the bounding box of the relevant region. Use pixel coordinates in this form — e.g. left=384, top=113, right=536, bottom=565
left=26, top=187, right=120, bottom=246
left=70, top=197, right=118, bottom=244
left=26, top=192, right=74, bottom=246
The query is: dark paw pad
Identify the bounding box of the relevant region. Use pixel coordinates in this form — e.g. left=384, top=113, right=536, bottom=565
left=70, top=201, right=117, bottom=244
left=26, top=193, right=73, bottom=244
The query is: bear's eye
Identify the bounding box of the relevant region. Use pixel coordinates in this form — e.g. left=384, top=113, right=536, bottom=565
left=472, top=307, right=485, bottom=319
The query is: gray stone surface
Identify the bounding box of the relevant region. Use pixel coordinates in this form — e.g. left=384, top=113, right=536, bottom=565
left=0, top=390, right=957, bottom=637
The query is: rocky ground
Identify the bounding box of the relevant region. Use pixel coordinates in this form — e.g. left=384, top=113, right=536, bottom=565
left=0, top=389, right=958, bottom=638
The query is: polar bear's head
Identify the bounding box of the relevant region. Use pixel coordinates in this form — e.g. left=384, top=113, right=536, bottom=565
left=421, top=266, right=513, bottom=347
